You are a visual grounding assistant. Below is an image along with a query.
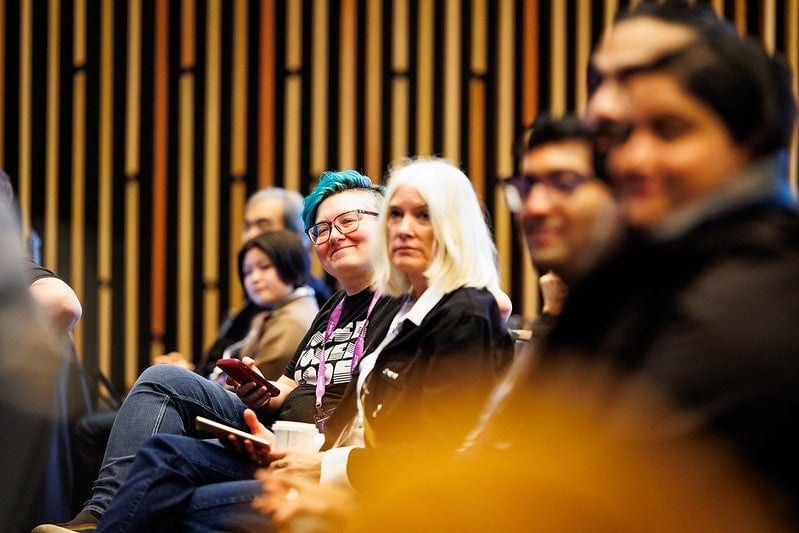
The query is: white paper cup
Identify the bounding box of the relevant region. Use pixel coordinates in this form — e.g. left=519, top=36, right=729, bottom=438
left=272, top=421, right=325, bottom=452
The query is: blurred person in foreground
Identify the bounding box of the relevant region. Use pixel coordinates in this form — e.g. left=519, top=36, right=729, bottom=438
left=0, top=191, right=73, bottom=530
left=536, top=1, right=799, bottom=522
left=255, top=1, right=799, bottom=529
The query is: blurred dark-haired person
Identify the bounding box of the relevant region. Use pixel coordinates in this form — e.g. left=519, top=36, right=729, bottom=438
left=538, top=7, right=799, bottom=522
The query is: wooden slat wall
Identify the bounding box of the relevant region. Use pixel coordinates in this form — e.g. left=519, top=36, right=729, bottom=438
left=1, top=0, right=797, bottom=390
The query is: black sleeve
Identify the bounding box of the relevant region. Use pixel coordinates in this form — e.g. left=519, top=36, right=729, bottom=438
left=24, top=258, right=57, bottom=287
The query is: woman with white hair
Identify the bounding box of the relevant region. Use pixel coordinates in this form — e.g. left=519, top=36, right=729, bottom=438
left=257, top=157, right=514, bottom=499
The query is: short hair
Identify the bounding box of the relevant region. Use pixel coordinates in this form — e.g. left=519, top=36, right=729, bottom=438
left=0, top=169, right=15, bottom=210
left=237, top=229, right=310, bottom=293
left=615, top=0, right=723, bottom=31
left=373, top=157, right=500, bottom=298
left=301, top=170, right=384, bottom=229
left=629, top=31, right=797, bottom=158
left=513, top=114, right=594, bottom=176
left=246, top=187, right=306, bottom=237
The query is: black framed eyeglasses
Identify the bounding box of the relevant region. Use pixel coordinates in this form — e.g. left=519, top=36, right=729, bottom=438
left=500, top=170, right=592, bottom=213
left=306, top=209, right=379, bottom=245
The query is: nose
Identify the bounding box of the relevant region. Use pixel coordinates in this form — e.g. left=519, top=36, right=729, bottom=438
left=586, top=79, right=627, bottom=130
left=608, top=129, right=656, bottom=179
left=522, top=182, right=555, bottom=216
left=396, top=214, right=414, bottom=236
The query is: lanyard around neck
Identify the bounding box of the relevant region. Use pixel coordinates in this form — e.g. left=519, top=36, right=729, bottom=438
left=315, top=289, right=382, bottom=410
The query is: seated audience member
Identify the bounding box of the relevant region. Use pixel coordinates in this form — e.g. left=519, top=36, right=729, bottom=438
left=86, top=158, right=513, bottom=532
left=535, top=2, right=799, bottom=523
left=241, top=187, right=333, bottom=309
left=34, top=171, right=402, bottom=532
left=215, top=230, right=319, bottom=379
left=161, top=186, right=332, bottom=374
left=500, top=114, right=622, bottom=340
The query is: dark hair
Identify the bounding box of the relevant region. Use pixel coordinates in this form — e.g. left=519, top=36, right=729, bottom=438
left=639, top=32, right=797, bottom=157
left=237, top=229, right=310, bottom=293
left=615, top=0, right=724, bottom=32
left=512, top=114, right=597, bottom=179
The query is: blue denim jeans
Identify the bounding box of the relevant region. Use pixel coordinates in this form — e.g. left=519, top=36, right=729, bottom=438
left=85, top=365, right=249, bottom=515
left=97, top=434, right=268, bottom=532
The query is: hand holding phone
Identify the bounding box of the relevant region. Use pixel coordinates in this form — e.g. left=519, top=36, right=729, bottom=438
left=215, top=358, right=281, bottom=397
left=195, top=415, right=273, bottom=451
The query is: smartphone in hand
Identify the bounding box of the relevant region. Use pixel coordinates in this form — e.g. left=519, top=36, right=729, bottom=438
left=215, top=358, right=281, bottom=396
left=195, top=415, right=273, bottom=450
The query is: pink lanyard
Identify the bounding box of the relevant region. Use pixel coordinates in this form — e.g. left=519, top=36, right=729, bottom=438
left=315, top=290, right=382, bottom=411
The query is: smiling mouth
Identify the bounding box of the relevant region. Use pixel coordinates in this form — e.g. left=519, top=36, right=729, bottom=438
left=330, top=245, right=354, bottom=258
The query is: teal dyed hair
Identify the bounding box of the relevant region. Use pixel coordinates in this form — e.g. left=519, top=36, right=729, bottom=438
left=301, top=170, right=380, bottom=229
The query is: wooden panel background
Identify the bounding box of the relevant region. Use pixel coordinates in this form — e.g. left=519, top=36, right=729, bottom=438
left=1, top=0, right=797, bottom=391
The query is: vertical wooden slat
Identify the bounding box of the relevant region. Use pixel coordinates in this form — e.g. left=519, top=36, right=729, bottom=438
left=151, top=0, right=169, bottom=359
left=71, top=70, right=86, bottom=354
left=603, top=0, right=617, bottom=35
left=363, top=0, right=382, bottom=179
left=468, top=78, right=485, bottom=196
left=339, top=0, right=357, bottom=169
left=45, top=0, right=60, bottom=271
left=284, top=1, right=302, bottom=189
left=391, top=79, right=410, bottom=163
left=760, top=0, right=776, bottom=53
left=788, top=0, right=798, bottom=198
left=178, top=74, right=194, bottom=359
left=521, top=0, right=537, bottom=125
left=125, top=0, right=142, bottom=387
left=391, top=0, right=410, bottom=162
left=97, top=0, right=114, bottom=377
left=18, top=0, right=32, bottom=234
left=181, top=0, right=195, bottom=67
left=258, top=0, right=275, bottom=187
left=734, top=0, right=747, bottom=35
left=416, top=0, right=434, bottom=155
left=0, top=0, right=5, bottom=166
left=71, top=0, right=87, bottom=354
left=231, top=0, right=248, bottom=176
left=469, top=0, right=487, bottom=196
left=442, top=0, right=460, bottom=162
left=310, top=0, right=328, bottom=175
left=575, top=0, right=591, bottom=112
left=207, top=0, right=227, bottom=345
left=497, top=0, right=528, bottom=316
left=284, top=77, right=302, bottom=191
left=393, top=0, right=409, bottom=72
left=550, top=0, right=566, bottom=114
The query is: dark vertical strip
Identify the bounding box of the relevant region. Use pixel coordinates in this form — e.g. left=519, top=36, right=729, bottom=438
left=110, top=0, right=129, bottom=393
left=139, top=0, right=155, bottom=370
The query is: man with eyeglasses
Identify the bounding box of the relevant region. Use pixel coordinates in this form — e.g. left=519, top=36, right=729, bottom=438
left=501, top=114, right=622, bottom=336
